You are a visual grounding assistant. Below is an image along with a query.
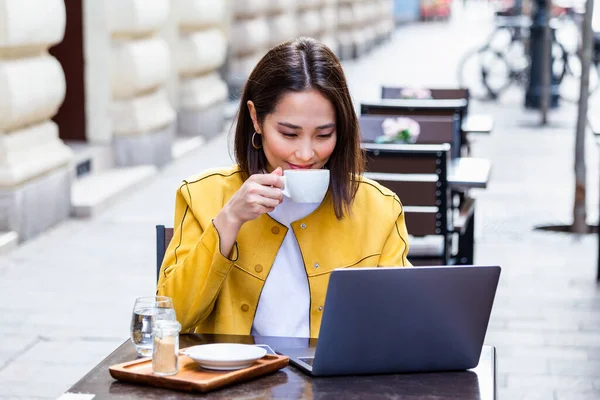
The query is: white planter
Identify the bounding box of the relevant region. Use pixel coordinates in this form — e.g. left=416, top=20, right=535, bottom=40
left=0, top=0, right=65, bottom=50
left=177, top=28, right=227, bottom=76
left=0, top=56, right=65, bottom=131
left=111, top=37, right=171, bottom=99
left=108, top=0, right=170, bottom=36
left=177, top=0, right=226, bottom=31
left=111, top=89, right=176, bottom=136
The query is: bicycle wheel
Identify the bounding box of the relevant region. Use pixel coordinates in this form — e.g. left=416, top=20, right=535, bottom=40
left=458, top=47, right=513, bottom=101
left=559, top=51, right=600, bottom=103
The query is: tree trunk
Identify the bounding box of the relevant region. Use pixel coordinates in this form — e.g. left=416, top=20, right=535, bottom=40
left=573, top=0, right=595, bottom=234
left=540, top=0, right=551, bottom=124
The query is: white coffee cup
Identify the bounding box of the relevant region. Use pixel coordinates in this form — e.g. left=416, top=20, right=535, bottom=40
left=281, top=169, right=330, bottom=203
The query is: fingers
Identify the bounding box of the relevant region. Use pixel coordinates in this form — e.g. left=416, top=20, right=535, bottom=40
left=248, top=193, right=280, bottom=209
left=270, top=167, right=283, bottom=176
left=251, top=173, right=284, bottom=188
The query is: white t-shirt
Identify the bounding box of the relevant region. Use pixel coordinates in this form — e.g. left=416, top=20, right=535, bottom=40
left=250, top=196, right=320, bottom=337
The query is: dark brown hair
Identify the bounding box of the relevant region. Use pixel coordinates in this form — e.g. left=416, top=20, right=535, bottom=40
left=234, top=37, right=364, bottom=219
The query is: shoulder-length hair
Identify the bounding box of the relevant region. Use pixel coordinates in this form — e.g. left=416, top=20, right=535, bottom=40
left=234, top=37, right=364, bottom=220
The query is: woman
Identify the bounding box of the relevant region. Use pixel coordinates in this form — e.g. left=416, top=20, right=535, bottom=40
left=157, top=37, right=411, bottom=339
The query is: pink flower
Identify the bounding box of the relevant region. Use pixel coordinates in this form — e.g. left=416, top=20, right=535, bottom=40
left=381, top=117, right=421, bottom=143
left=400, top=87, right=432, bottom=99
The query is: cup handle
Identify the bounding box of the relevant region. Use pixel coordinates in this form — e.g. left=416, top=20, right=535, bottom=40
left=281, top=176, right=290, bottom=198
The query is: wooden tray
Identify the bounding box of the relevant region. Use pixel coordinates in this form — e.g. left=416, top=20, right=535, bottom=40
left=109, top=353, right=289, bottom=393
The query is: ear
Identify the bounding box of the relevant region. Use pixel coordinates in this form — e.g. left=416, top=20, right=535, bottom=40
left=247, top=100, right=261, bottom=133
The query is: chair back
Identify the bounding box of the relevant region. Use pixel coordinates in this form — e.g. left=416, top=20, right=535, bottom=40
left=156, top=225, right=174, bottom=282
left=381, top=87, right=471, bottom=114
left=362, top=143, right=451, bottom=260
left=361, top=99, right=467, bottom=117
left=359, top=114, right=455, bottom=148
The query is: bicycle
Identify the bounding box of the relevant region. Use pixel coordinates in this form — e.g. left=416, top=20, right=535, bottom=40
left=457, top=11, right=599, bottom=102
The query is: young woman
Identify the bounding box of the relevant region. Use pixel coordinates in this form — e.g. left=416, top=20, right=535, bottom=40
left=157, top=37, right=411, bottom=339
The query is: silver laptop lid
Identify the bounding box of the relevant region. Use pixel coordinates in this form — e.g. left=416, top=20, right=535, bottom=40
left=312, top=265, right=501, bottom=375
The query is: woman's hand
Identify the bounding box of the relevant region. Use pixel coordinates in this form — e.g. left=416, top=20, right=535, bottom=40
left=213, top=167, right=284, bottom=256
left=224, top=167, right=284, bottom=226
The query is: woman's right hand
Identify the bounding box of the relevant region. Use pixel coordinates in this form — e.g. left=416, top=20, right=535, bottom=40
left=219, top=167, right=284, bottom=227
left=213, top=168, right=284, bottom=257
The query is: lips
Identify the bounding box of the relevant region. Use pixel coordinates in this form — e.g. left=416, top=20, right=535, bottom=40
left=287, top=162, right=314, bottom=169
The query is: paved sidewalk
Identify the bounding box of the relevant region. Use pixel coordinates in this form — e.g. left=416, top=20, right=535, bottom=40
left=1, top=2, right=599, bottom=399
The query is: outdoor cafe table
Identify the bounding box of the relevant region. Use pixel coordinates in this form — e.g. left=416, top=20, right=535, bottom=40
left=66, top=333, right=497, bottom=399
left=364, top=157, right=491, bottom=191
left=361, top=143, right=492, bottom=191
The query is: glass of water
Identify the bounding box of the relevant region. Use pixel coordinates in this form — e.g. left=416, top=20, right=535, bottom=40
left=130, top=296, right=176, bottom=357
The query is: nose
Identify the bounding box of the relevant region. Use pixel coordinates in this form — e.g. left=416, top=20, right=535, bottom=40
left=295, top=138, right=314, bottom=162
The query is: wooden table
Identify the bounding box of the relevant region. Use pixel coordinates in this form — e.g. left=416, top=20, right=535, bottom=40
left=449, top=157, right=492, bottom=190
left=65, top=333, right=497, bottom=399
left=364, top=157, right=491, bottom=191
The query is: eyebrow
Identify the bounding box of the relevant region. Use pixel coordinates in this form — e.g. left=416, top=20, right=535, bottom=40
left=277, top=122, right=336, bottom=130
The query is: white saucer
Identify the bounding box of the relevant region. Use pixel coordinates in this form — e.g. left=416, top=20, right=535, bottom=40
left=181, top=343, right=267, bottom=371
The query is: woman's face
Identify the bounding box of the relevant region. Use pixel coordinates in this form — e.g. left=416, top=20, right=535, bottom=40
left=248, top=89, right=337, bottom=172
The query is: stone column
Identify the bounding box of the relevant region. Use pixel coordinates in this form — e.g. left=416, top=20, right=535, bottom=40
left=337, top=0, right=355, bottom=60
left=266, top=0, right=297, bottom=49
left=321, top=0, right=339, bottom=54
left=0, top=0, right=73, bottom=241
left=376, top=0, right=395, bottom=43
left=297, top=0, right=324, bottom=42
left=108, top=0, right=176, bottom=167
left=175, top=0, right=229, bottom=138
left=228, top=0, right=270, bottom=96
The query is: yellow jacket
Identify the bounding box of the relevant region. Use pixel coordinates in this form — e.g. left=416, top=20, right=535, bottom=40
left=157, top=165, right=411, bottom=338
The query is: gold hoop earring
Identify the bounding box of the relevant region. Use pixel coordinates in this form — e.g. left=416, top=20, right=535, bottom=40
left=252, top=132, right=262, bottom=150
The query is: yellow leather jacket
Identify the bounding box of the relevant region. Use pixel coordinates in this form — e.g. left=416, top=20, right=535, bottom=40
left=157, top=165, right=411, bottom=338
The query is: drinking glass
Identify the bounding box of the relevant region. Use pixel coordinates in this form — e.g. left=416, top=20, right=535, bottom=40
left=130, top=296, right=176, bottom=356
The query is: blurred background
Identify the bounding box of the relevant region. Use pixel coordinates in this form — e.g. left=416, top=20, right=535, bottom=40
left=1, top=0, right=600, bottom=398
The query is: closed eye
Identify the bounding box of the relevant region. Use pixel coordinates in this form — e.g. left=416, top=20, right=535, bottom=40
left=318, top=133, right=334, bottom=139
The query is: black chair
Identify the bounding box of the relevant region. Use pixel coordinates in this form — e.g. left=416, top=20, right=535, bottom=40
left=360, top=99, right=466, bottom=159
left=380, top=86, right=494, bottom=140
left=156, top=225, right=174, bottom=282
left=359, top=114, right=456, bottom=149
left=362, top=142, right=476, bottom=265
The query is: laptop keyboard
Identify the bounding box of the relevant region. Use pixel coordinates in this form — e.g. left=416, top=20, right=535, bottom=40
left=298, top=356, right=315, bottom=367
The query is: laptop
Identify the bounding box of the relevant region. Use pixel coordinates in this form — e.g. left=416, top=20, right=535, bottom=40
left=275, top=265, right=500, bottom=376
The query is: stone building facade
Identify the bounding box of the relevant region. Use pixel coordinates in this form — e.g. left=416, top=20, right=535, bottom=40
left=0, top=0, right=396, bottom=244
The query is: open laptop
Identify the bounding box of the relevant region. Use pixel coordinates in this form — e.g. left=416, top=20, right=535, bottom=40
left=275, top=265, right=500, bottom=376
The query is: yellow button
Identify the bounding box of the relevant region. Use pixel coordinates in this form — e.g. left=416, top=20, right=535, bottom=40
left=271, top=226, right=280, bottom=234
left=318, top=306, right=324, bottom=311
left=241, top=304, right=249, bottom=312
left=254, top=264, right=263, bottom=273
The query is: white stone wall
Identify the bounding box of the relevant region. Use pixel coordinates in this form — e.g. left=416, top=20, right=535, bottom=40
left=0, top=0, right=73, bottom=240
left=0, top=0, right=73, bottom=186
left=83, top=0, right=176, bottom=165
left=108, top=0, right=176, bottom=139
left=174, top=0, right=229, bottom=138
left=228, top=0, right=271, bottom=93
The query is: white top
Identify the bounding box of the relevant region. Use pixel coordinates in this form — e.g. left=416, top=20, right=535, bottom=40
left=250, top=196, right=320, bottom=338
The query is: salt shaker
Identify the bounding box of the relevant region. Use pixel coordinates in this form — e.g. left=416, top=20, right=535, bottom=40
left=151, top=319, right=181, bottom=376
